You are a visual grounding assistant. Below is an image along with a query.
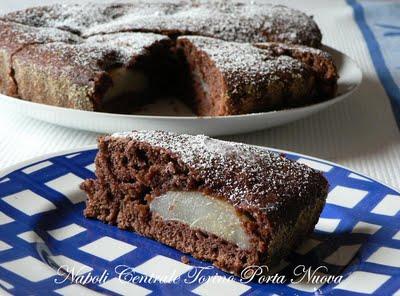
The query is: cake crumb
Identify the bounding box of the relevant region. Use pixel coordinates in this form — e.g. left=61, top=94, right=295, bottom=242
left=181, top=255, right=190, bottom=264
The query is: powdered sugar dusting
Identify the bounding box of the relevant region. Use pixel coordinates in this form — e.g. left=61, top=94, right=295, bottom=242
left=29, top=32, right=169, bottom=69
left=85, top=32, right=169, bottom=65
left=0, top=20, right=78, bottom=49
left=111, top=131, right=324, bottom=211
left=2, top=1, right=321, bottom=47
left=255, top=42, right=332, bottom=61
left=180, top=35, right=306, bottom=84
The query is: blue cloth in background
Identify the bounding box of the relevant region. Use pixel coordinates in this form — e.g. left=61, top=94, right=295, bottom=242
left=348, top=0, right=400, bottom=128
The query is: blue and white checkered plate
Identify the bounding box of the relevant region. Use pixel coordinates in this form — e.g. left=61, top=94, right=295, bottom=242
left=0, top=146, right=399, bottom=295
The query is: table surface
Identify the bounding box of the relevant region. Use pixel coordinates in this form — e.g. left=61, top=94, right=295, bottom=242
left=1, top=0, right=399, bottom=189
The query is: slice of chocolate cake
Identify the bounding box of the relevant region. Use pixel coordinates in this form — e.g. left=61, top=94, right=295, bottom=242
left=177, top=36, right=338, bottom=115
left=11, top=32, right=177, bottom=112
left=81, top=131, right=329, bottom=276
left=0, top=20, right=78, bottom=98
left=254, top=42, right=338, bottom=99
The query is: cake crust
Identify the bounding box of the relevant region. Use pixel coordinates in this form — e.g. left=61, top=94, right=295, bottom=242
left=2, top=2, right=322, bottom=46
left=81, top=131, right=329, bottom=276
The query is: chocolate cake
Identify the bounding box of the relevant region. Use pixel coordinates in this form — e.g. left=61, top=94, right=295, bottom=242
left=177, top=36, right=337, bottom=115
left=0, top=1, right=338, bottom=116
left=81, top=131, right=329, bottom=276
left=2, top=2, right=322, bottom=46
left=10, top=31, right=177, bottom=111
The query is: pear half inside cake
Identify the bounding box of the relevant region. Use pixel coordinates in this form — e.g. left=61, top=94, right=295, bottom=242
left=149, top=191, right=251, bottom=249
left=103, top=68, right=148, bottom=103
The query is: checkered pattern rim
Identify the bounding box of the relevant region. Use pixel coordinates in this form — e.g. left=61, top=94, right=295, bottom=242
left=0, top=147, right=398, bottom=295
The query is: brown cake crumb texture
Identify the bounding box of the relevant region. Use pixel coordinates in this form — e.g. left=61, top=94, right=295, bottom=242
left=0, top=1, right=338, bottom=115
left=181, top=256, right=190, bottom=265
left=81, top=131, right=329, bottom=276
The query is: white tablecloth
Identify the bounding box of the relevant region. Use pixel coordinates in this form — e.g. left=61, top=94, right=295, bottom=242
left=1, top=0, right=399, bottom=189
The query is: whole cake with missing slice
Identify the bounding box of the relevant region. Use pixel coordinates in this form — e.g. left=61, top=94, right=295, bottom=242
left=81, top=131, right=329, bottom=276
left=0, top=1, right=338, bottom=116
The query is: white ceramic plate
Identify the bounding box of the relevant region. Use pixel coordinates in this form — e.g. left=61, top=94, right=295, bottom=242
left=0, top=46, right=362, bottom=136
